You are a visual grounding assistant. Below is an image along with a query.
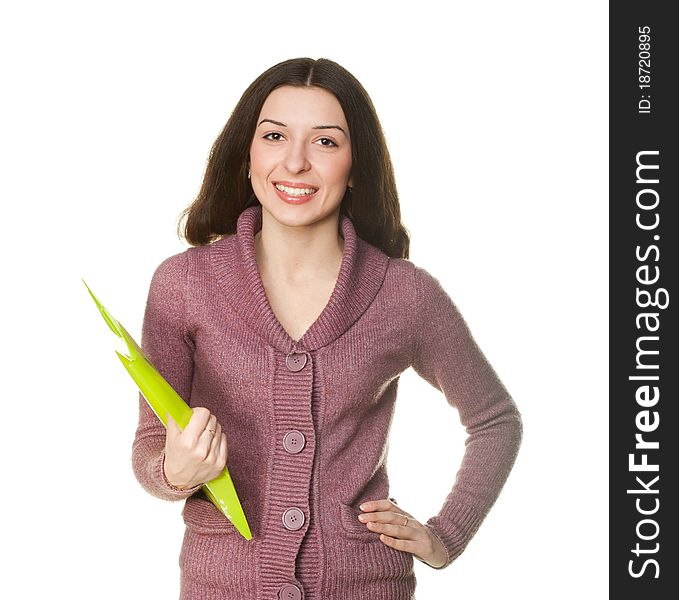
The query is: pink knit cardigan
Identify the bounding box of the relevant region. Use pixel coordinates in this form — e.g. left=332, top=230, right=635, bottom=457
left=131, top=204, right=522, bottom=599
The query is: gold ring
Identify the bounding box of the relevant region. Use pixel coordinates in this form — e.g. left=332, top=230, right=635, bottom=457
left=402, top=516, right=408, bottom=527
left=206, top=428, right=216, bottom=436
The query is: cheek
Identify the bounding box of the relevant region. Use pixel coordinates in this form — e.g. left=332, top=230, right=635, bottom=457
left=249, top=140, right=276, bottom=173
left=327, top=152, right=352, bottom=182
left=249, top=143, right=264, bottom=171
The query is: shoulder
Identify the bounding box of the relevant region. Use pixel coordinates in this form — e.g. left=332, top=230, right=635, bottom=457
left=143, top=251, right=190, bottom=313
left=385, top=257, right=448, bottom=301
left=394, top=260, right=464, bottom=334
left=150, top=248, right=189, bottom=286
left=152, top=237, right=233, bottom=282
left=381, top=258, right=458, bottom=332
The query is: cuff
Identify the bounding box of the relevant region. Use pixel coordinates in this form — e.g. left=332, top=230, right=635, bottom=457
left=157, top=450, right=203, bottom=498
left=422, top=502, right=486, bottom=570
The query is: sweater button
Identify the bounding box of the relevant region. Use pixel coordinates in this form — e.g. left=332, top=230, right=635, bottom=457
left=283, top=430, right=306, bottom=454
left=286, top=352, right=307, bottom=372
left=282, top=507, right=305, bottom=531
left=278, top=583, right=302, bottom=600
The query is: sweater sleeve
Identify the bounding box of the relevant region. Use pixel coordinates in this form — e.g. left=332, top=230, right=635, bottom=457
left=410, top=266, right=522, bottom=569
left=130, top=251, right=202, bottom=501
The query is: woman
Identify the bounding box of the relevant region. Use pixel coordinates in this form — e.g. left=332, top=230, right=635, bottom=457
left=132, top=57, right=522, bottom=600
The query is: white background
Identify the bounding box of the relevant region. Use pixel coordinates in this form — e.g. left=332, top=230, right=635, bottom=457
left=1, top=1, right=608, bottom=598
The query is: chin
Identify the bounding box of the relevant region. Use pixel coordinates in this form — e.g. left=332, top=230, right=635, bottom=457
left=259, top=199, right=342, bottom=228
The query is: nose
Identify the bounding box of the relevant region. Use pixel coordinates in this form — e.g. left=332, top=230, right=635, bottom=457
left=283, top=139, right=311, bottom=174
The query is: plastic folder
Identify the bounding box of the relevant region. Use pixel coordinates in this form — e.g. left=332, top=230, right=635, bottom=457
left=83, top=279, right=252, bottom=540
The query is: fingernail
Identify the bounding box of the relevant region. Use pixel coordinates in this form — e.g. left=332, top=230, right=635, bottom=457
left=360, top=503, right=366, bottom=510
left=358, top=514, right=366, bottom=521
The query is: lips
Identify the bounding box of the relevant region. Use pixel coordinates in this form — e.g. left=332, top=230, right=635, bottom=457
left=273, top=180, right=319, bottom=190
left=272, top=181, right=318, bottom=205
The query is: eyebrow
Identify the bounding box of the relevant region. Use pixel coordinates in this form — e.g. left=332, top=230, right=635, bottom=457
left=258, top=118, right=347, bottom=136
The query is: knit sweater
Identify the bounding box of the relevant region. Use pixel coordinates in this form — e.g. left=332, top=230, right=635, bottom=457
left=131, top=204, right=522, bottom=600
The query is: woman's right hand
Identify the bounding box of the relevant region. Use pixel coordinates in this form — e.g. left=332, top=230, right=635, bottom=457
left=163, top=407, right=228, bottom=490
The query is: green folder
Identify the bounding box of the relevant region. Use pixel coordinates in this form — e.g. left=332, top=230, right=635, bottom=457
left=83, top=279, right=252, bottom=540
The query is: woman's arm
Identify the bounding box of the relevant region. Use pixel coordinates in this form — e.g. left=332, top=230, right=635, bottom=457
left=130, top=251, right=202, bottom=500
left=410, top=265, right=523, bottom=569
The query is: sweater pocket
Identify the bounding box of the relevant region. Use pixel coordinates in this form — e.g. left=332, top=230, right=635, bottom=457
left=339, top=501, right=398, bottom=541
left=331, top=500, right=416, bottom=597
left=182, top=493, right=243, bottom=535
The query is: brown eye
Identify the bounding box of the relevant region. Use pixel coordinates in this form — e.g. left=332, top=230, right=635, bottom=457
left=264, top=132, right=284, bottom=141
left=316, top=137, right=338, bottom=147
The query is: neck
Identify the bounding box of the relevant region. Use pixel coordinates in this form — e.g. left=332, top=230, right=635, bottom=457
left=254, top=208, right=345, bottom=285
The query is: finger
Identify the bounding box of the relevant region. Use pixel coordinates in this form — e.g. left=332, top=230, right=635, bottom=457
left=361, top=510, right=411, bottom=525
left=365, top=518, right=417, bottom=539
left=359, top=498, right=395, bottom=513
left=166, top=413, right=179, bottom=438
left=206, top=414, right=218, bottom=438
left=211, top=430, right=227, bottom=471
left=218, top=433, right=228, bottom=467
left=206, top=422, right=223, bottom=461
left=183, top=407, right=212, bottom=441
left=192, top=412, right=216, bottom=447
left=378, top=533, right=417, bottom=553
left=195, top=414, right=218, bottom=457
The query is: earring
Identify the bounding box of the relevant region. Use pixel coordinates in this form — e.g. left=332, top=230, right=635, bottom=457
left=347, top=186, right=353, bottom=193
left=247, top=169, right=251, bottom=179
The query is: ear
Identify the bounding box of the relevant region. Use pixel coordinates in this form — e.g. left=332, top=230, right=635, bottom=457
left=348, top=175, right=354, bottom=188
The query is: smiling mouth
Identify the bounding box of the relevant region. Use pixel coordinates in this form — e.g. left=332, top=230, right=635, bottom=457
left=274, top=182, right=319, bottom=197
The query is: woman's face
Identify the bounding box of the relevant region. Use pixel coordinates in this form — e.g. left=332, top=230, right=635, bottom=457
left=249, top=85, right=353, bottom=227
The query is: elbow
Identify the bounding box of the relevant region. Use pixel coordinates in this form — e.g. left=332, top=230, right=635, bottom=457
left=130, top=435, right=166, bottom=499
left=513, top=405, right=523, bottom=447
left=504, top=397, right=523, bottom=456
left=503, top=402, right=523, bottom=470
left=485, top=396, right=523, bottom=460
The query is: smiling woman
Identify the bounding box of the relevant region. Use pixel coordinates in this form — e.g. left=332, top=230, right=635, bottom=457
left=130, top=57, right=522, bottom=600
left=249, top=86, right=353, bottom=221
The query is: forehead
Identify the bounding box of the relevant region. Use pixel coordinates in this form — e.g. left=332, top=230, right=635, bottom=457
left=258, top=85, right=348, bottom=127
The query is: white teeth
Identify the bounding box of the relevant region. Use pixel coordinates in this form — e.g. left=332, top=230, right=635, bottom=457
left=275, top=183, right=317, bottom=196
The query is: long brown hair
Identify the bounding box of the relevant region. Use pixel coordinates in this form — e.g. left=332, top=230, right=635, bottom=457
left=177, top=57, right=410, bottom=259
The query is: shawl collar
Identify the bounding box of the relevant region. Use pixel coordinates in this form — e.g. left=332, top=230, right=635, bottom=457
left=209, top=204, right=389, bottom=354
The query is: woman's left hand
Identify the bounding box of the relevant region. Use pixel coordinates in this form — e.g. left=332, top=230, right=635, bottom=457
left=358, top=499, right=448, bottom=568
